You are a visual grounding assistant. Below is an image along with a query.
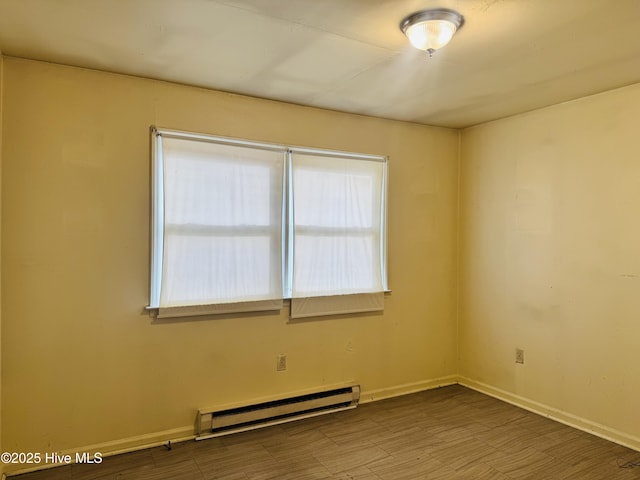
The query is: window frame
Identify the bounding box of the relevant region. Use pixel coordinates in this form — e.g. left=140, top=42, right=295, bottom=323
left=148, top=127, right=388, bottom=317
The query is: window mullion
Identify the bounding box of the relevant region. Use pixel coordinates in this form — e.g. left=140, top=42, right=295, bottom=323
left=284, top=150, right=294, bottom=299
left=381, top=158, right=389, bottom=291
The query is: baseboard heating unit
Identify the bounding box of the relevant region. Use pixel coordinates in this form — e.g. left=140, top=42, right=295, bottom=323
left=196, top=384, right=360, bottom=440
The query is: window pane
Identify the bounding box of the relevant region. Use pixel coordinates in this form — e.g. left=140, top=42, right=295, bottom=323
left=161, top=234, right=276, bottom=306
left=293, top=234, right=381, bottom=296
left=294, top=168, right=375, bottom=228
left=164, top=156, right=273, bottom=227
left=157, top=135, right=284, bottom=308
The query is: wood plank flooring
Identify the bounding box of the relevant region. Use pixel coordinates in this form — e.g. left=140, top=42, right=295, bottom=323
left=13, top=385, right=640, bottom=479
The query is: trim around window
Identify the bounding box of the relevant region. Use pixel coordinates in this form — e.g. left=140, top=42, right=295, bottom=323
left=147, top=127, right=388, bottom=318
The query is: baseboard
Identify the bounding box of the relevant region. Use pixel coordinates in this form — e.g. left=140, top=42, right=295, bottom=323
left=458, top=376, right=640, bottom=452
left=360, top=375, right=458, bottom=404
left=71, top=425, right=196, bottom=456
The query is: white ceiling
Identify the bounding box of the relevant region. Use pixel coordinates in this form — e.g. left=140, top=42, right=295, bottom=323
left=0, top=0, right=638, bottom=128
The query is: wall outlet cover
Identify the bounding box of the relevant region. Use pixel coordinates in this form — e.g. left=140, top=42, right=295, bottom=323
left=277, top=354, right=287, bottom=371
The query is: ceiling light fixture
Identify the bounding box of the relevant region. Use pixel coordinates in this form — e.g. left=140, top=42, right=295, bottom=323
left=400, top=8, right=464, bottom=57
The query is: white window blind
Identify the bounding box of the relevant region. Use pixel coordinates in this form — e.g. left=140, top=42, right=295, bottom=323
left=292, top=153, right=384, bottom=284
left=150, top=131, right=286, bottom=316
left=149, top=128, right=387, bottom=319
left=289, top=151, right=386, bottom=318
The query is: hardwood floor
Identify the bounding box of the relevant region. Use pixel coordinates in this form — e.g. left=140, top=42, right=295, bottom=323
left=13, top=385, right=640, bottom=479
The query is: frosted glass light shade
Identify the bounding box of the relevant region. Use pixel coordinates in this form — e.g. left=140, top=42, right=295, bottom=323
left=400, top=9, right=464, bottom=55
left=405, top=20, right=458, bottom=51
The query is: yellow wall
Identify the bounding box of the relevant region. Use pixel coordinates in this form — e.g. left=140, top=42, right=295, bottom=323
left=1, top=58, right=459, bottom=459
left=459, top=83, right=640, bottom=448
left=5, top=53, right=638, bottom=468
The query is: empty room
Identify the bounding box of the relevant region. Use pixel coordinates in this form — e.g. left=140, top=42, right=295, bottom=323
left=0, top=0, right=639, bottom=479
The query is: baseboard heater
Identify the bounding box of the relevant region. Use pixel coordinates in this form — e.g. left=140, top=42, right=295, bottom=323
left=196, top=384, right=360, bottom=440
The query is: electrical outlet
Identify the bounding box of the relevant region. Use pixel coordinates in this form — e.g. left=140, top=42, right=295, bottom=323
left=276, top=354, right=287, bottom=371
left=515, top=348, right=525, bottom=364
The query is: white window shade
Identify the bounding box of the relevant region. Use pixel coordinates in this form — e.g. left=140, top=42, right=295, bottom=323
left=290, top=292, right=384, bottom=319
left=290, top=151, right=386, bottom=317
left=151, top=133, right=286, bottom=312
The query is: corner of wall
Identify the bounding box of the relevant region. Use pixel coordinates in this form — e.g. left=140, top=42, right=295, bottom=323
left=454, top=128, right=462, bottom=376
left=0, top=49, right=4, bottom=473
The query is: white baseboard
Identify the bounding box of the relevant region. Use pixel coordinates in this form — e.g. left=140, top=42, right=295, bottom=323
left=72, top=425, right=196, bottom=457
left=458, top=376, right=640, bottom=452
left=360, top=375, right=458, bottom=404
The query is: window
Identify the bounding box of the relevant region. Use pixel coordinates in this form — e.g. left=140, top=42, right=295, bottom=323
left=149, top=128, right=387, bottom=318
left=290, top=152, right=385, bottom=296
